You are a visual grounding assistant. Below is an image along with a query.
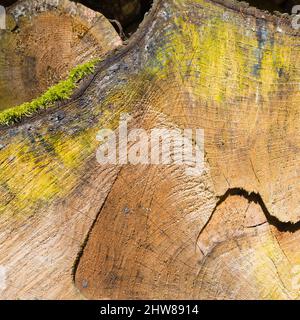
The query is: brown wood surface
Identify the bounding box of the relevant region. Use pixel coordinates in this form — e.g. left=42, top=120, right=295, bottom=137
left=0, top=0, right=121, bottom=110
left=0, top=0, right=299, bottom=299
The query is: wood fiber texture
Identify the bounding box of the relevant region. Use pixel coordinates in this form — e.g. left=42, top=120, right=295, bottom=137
left=0, top=0, right=121, bottom=110
left=0, top=0, right=299, bottom=299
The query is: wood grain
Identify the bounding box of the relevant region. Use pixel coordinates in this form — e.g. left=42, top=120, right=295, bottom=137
left=0, top=0, right=299, bottom=299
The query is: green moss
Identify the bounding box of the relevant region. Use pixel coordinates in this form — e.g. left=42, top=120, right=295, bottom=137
left=0, top=71, right=146, bottom=217
left=0, top=58, right=100, bottom=126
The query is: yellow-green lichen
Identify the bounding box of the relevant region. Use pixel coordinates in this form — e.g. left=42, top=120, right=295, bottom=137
left=147, top=0, right=300, bottom=105
left=0, top=72, right=147, bottom=218
left=0, top=58, right=100, bottom=126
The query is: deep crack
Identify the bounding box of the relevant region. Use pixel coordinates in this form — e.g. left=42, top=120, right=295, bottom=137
left=196, top=187, right=300, bottom=251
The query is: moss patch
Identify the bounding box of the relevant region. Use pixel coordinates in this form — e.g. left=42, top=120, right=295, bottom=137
left=0, top=58, right=100, bottom=126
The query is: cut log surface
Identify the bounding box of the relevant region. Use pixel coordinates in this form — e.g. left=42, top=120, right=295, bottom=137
left=0, top=0, right=122, bottom=110
left=0, top=0, right=300, bottom=299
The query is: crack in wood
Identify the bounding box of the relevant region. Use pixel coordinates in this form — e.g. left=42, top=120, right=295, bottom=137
left=196, top=187, right=300, bottom=255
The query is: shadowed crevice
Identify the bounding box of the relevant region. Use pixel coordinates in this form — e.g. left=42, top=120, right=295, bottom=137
left=246, top=0, right=298, bottom=14
left=72, top=0, right=154, bottom=39
left=71, top=169, right=121, bottom=283
left=200, top=188, right=300, bottom=241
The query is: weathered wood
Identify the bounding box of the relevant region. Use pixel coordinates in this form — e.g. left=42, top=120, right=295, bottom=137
left=0, top=0, right=121, bottom=110
left=0, top=0, right=300, bottom=300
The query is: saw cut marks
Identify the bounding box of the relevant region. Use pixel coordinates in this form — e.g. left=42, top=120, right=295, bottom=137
left=0, top=0, right=122, bottom=110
